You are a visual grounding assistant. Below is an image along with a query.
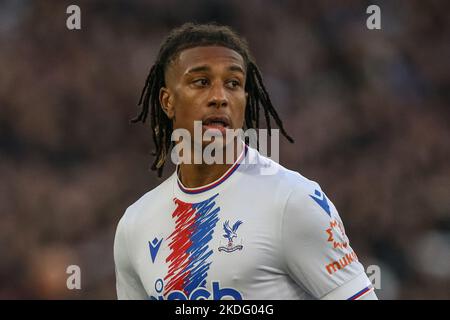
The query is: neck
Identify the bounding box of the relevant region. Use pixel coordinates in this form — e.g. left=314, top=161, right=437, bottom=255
left=178, top=140, right=243, bottom=188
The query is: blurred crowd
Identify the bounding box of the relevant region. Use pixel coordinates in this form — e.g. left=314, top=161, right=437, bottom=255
left=0, top=0, right=449, bottom=299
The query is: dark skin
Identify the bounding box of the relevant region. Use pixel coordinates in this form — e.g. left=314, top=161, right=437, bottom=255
left=159, top=46, right=248, bottom=188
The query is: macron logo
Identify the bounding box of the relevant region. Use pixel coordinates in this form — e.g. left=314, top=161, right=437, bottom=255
left=310, top=189, right=331, bottom=216
left=149, top=237, right=163, bottom=263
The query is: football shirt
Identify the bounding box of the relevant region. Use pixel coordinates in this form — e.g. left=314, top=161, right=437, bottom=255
left=114, top=144, right=374, bottom=300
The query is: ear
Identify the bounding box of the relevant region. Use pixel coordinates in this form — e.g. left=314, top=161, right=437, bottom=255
left=159, top=87, right=175, bottom=119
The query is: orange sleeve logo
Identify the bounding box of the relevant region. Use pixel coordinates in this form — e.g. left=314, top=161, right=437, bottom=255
left=326, top=219, right=349, bottom=250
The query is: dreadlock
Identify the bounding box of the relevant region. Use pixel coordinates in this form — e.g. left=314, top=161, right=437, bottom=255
left=131, top=22, right=294, bottom=177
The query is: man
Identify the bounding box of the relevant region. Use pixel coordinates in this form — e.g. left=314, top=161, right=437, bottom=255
left=114, top=23, right=377, bottom=300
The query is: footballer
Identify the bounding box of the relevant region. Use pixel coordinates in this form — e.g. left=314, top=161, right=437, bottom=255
left=114, top=23, right=377, bottom=300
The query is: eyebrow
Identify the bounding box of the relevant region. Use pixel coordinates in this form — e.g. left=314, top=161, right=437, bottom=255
left=185, top=65, right=245, bottom=75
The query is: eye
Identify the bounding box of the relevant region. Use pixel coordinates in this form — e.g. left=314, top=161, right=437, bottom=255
left=192, top=78, right=209, bottom=87
left=226, top=79, right=241, bottom=89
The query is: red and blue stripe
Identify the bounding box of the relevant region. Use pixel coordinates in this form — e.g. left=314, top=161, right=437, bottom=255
left=347, top=286, right=373, bottom=300
left=164, top=194, right=220, bottom=297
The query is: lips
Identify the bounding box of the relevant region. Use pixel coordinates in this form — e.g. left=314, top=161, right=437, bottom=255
left=202, top=115, right=231, bottom=128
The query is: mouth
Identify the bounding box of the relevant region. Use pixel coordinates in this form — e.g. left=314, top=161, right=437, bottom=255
left=202, top=115, right=231, bottom=130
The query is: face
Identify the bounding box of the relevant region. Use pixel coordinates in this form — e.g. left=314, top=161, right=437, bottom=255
left=159, top=46, right=247, bottom=148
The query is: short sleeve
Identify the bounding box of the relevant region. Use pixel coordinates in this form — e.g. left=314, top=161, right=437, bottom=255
left=281, top=184, right=374, bottom=299
left=114, top=211, right=148, bottom=300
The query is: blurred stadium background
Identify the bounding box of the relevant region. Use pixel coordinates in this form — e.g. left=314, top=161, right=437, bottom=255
left=0, top=0, right=449, bottom=299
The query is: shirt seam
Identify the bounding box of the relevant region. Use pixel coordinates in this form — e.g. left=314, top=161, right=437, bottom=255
left=279, top=186, right=297, bottom=278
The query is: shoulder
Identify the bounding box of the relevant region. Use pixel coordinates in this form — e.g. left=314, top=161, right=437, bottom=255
left=245, top=147, right=336, bottom=225
left=245, top=146, right=324, bottom=200
left=117, top=172, right=176, bottom=231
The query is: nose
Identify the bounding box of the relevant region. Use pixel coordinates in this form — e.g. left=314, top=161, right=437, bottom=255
left=207, top=82, right=228, bottom=108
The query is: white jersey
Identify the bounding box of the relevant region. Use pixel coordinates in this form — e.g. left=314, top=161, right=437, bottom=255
left=114, top=144, right=375, bottom=300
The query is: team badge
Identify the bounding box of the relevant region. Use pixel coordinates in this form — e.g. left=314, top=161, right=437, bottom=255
left=218, top=220, right=243, bottom=253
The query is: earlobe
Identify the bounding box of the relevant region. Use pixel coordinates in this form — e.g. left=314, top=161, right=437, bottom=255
left=159, top=87, right=175, bottom=119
